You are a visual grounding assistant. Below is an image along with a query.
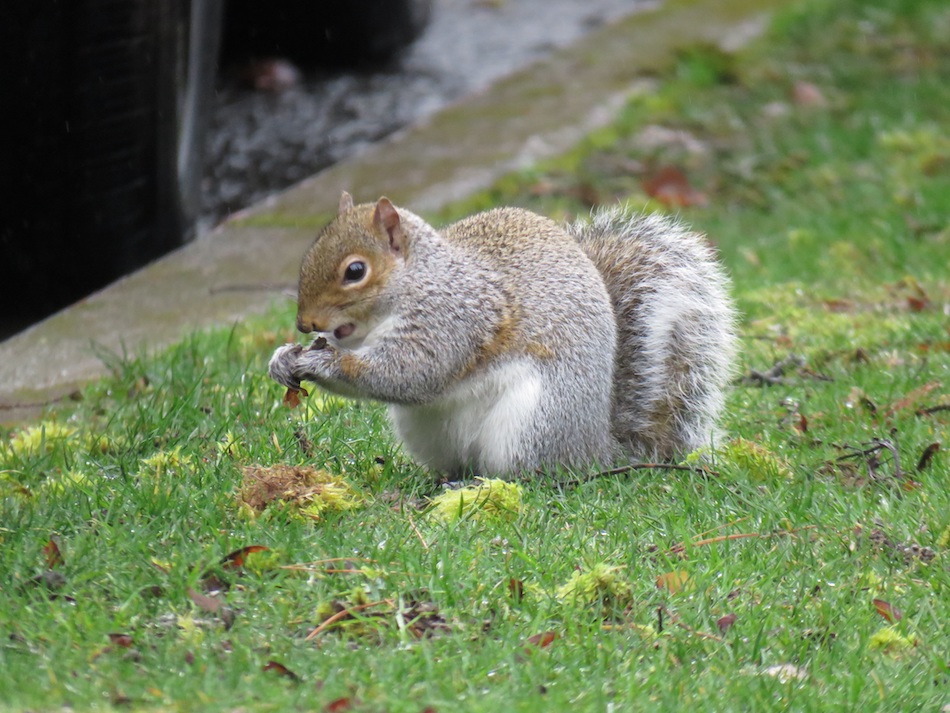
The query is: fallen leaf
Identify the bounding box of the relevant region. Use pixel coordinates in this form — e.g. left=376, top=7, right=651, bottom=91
left=43, top=538, right=64, bottom=569
left=187, top=587, right=222, bottom=614
left=795, top=413, right=809, bottom=434
left=907, top=295, right=929, bottom=312
left=657, top=570, right=692, bottom=594
left=822, top=298, right=856, bottom=313
left=642, top=166, right=708, bottom=208
left=508, top=578, right=525, bottom=602
left=283, top=387, right=308, bottom=409
left=872, top=599, right=903, bottom=623
left=263, top=660, right=301, bottom=682
left=916, top=442, right=940, bottom=472
left=716, top=613, right=737, bottom=633
left=883, top=381, right=941, bottom=416
left=792, top=81, right=827, bottom=107
left=525, top=631, right=559, bottom=649
left=108, top=633, right=135, bottom=648
left=220, top=545, right=269, bottom=570
left=325, top=697, right=355, bottom=713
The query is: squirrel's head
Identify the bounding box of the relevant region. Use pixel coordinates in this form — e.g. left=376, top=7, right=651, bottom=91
left=295, top=192, right=408, bottom=347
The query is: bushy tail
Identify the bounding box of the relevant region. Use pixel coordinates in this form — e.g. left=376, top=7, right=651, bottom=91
left=570, top=206, right=737, bottom=460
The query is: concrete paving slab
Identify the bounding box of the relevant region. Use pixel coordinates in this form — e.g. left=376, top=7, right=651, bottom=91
left=0, top=0, right=792, bottom=424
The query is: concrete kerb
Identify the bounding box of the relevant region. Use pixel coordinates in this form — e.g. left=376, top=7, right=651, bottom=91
left=0, top=0, right=791, bottom=424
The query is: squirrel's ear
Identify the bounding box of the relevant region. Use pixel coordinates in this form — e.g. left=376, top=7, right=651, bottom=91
left=338, top=191, right=354, bottom=214
left=373, top=197, right=407, bottom=255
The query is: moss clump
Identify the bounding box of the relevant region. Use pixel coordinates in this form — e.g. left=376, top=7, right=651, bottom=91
left=869, top=627, right=916, bottom=655
left=691, top=438, right=794, bottom=482
left=428, top=478, right=524, bottom=524
left=238, top=464, right=363, bottom=521
left=1, top=422, right=76, bottom=462
left=556, top=563, right=633, bottom=616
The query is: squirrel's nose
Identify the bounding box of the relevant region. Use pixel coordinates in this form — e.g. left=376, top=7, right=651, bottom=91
left=297, top=317, right=324, bottom=334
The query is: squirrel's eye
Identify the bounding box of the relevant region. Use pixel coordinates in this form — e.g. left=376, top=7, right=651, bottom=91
left=343, top=261, right=367, bottom=283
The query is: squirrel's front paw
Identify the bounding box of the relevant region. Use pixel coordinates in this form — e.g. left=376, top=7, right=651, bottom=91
left=268, top=344, right=305, bottom=390
left=290, top=340, right=336, bottom=383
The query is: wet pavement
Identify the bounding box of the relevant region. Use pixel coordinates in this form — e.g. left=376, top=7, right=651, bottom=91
left=203, top=0, right=650, bottom=224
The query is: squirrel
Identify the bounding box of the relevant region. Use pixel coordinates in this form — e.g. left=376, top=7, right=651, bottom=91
left=269, top=192, right=737, bottom=477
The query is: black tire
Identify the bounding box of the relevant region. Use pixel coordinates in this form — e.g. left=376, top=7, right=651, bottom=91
left=0, top=0, right=222, bottom=329
left=221, top=0, right=433, bottom=67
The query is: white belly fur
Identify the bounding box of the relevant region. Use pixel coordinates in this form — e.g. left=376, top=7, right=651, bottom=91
left=389, top=359, right=542, bottom=474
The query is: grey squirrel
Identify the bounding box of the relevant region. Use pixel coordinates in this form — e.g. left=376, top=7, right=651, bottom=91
left=269, top=192, right=737, bottom=476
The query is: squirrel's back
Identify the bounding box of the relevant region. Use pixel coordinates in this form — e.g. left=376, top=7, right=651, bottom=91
left=570, top=206, right=737, bottom=460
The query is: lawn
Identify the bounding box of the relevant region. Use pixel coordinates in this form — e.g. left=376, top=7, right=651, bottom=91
left=2, top=0, right=949, bottom=710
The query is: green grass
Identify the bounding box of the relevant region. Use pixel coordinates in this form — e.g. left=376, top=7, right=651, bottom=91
left=2, top=0, right=950, bottom=710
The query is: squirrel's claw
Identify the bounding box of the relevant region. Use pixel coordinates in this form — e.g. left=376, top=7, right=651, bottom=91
left=268, top=344, right=304, bottom=390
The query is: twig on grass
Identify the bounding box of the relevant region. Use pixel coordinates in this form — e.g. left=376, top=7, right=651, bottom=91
left=916, top=403, right=950, bottom=416
left=304, top=599, right=394, bottom=641
left=673, top=619, right=725, bottom=644
left=556, top=462, right=720, bottom=488
left=668, top=525, right=817, bottom=556
left=741, top=354, right=805, bottom=386
left=833, top=435, right=905, bottom=482
left=406, top=510, right=431, bottom=551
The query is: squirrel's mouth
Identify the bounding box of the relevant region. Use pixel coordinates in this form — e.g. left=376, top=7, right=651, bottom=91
left=333, top=323, right=356, bottom=340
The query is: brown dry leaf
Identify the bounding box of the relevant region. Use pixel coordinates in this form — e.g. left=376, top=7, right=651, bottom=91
left=521, top=631, right=560, bottom=657
left=873, top=599, right=903, bottom=623
left=525, top=631, right=559, bottom=649
left=883, top=381, right=941, bottom=416
left=187, top=587, right=222, bottom=614
left=325, top=697, right=356, bottom=713
left=717, top=613, right=737, bottom=633
left=43, top=538, right=64, bottom=569
left=916, top=443, right=940, bottom=472
left=283, top=387, right=308, bottom=409
left=795, top=413, right=809, bottom=434
left=907, top=295, right=930, bottom=312
left=508, top=578, right=525, bottom=602
left=792, top=81, right=827, bottom=107
left=657, top=570, right=692, bottom=594
left=108, top=633, right=135, bottom=648
left=822, top=298, right=857, bottom=313
left=263, top=660, right=301, bottom=682
left=220, top=545, right=269, bottom=570
left=642, top=166, right=708, bottom=208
